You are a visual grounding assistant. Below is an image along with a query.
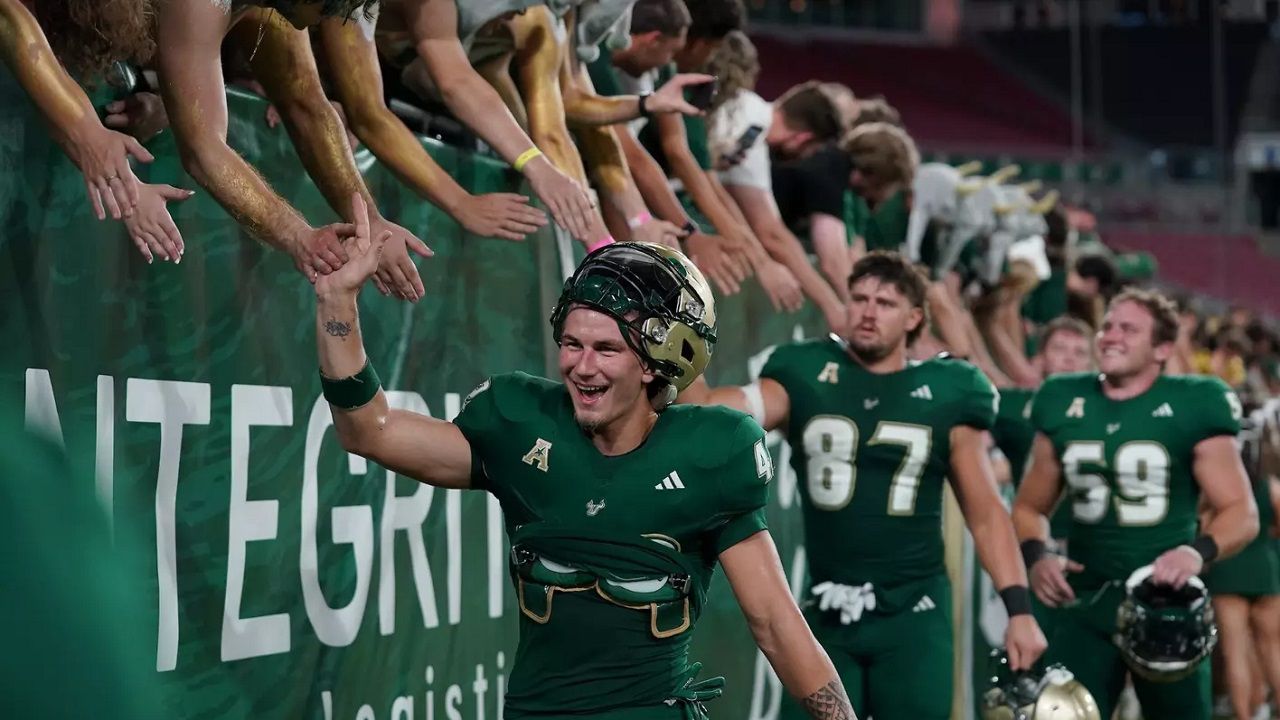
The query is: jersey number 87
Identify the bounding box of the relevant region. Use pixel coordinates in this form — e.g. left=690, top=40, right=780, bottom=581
left=803, top=416, right=932, bottom=515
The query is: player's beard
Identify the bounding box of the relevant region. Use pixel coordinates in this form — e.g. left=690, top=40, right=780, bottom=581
left=849, top=335, right=894, bottom=364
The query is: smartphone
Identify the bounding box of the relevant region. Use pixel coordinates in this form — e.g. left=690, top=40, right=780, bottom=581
left=686, top=77, right=719, bottom=111
left=734, top=124, right=765, bottom=156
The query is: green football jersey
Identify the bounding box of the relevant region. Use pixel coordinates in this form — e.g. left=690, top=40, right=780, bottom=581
left=993, top=386, right=1072, bottom=538
left=1029, top=373, right=1242, bottom=590
left=761, top=338, right=998, bottom=589
left=993, top=387, right=1036, bottom=484
left=453, top=373, right=772, bottom=716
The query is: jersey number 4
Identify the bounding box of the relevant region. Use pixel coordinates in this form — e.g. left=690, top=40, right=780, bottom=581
left=802, top=416, right=932, bottom=514
left=1062, top=441, right=1171, bottom=525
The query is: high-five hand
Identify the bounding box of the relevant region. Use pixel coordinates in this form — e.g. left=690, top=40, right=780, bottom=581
left=315, top=194, right=390, bottom=300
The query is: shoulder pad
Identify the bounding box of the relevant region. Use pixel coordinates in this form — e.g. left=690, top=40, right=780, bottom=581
left=673, top=406, right=760, bottom=470
left=489, top=372, right=564, bottom=424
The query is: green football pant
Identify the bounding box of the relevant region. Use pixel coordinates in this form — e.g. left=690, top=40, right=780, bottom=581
left=1045, top=585, right=1211, bottom=720
left=779, top=575, right=953, bottom=720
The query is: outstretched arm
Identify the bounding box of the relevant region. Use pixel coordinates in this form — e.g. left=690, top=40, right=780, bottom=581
left=407, top=0, right=593, bottom=241
left=678, top=376, right=790, bottom=432
left=238, top=11, right=433, bottom=300
left=0, top=0, right=152, bottom=220
left=721, top=532, right=856, bottom=719
left=315, top=194, right=474, bottom=489
left=156, top=0, right=358, bottom=279
left=317, top=17, right=545, bottom=242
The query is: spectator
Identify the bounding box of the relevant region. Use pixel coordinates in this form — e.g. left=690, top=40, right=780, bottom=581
left=851, top=95, right=903, bottom=128
left=154, top=0, right=433, bottom=296
left=1065, top=252, right=1119, bottom=328
left=499, top=3, right=703, bottom=248
left=1, top=0, right=190, bottom=262
left=766, top=81, right=853, bottom=299
left=585, top=0, right=756, bottom=294
left=312, top=12, right=552, bottom=241
left=705, top=31, right=846, bottom=331
left=842, top=121, right=919, bottom=254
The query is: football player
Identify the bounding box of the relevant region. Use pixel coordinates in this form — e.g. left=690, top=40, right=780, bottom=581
left=312, top=196, right=856, bottom=719
left=1012, top=288, right=1259, bottom=720
left=990, top=316, right=1094, bottom=636
left=680, top=250, right=1047, bottom=720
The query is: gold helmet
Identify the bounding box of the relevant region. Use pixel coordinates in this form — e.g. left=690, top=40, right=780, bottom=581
left=981, top=651, right=1101, bottom=720
left=550, top=242, right=717, bottom=408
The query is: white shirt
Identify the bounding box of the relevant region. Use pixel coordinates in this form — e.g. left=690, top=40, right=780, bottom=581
left=710, top=90, right=773, bottom=192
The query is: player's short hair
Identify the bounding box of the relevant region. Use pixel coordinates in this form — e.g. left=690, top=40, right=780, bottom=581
left=687, top=0, right=745, bottom=40
left=1039, top=316, right=1093, bottom=351
left=1109, top=288, right=1180, bottom=346
left=852, top=95, right=902, bottom=128
left=841, top=122, right=920, bottom=188
left=775, top=81, right=844, bottom=144
left=630, top=0, right=692, bottom=36
left=848, top=251, right=931, bottom=345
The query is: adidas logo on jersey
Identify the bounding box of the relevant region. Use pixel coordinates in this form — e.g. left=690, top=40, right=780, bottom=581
left=654, top=472, right=686, bottom=491
left=1152, top=403, right=1174, bottom=417
left=910, top=385, right=933, bottom=400
left=912, top=595, right=937, bottom=613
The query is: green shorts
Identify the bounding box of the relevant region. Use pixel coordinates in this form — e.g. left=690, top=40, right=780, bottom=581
left=1204, top=536, right=1280, bottom=598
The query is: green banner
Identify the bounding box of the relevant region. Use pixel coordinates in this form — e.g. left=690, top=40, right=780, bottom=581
left=1, top=80, right=839, bottom=719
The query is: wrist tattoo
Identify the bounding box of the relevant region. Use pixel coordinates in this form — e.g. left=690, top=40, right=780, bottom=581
left=801, top=678, right=854, bottom=719
left=324, top=319, right=352, bottom=339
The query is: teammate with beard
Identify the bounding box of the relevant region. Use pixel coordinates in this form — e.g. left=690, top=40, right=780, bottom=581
left=1013, top=288, right=1258, bottom=720
left=680, top=250, right=1046, bottom=720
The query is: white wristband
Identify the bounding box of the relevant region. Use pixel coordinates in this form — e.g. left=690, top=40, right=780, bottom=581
left=740, top=382, right=767, bottom=426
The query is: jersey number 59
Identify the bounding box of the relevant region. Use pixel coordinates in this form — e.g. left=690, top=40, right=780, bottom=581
left=1061, top=441, right=1171, bottom=525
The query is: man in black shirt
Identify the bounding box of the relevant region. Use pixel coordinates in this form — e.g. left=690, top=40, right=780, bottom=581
left=766, top=81, right=853, bottom=300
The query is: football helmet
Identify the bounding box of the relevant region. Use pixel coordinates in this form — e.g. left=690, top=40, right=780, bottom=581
left=980, top=650, right=1100, bottom=720
left=1114, top=564, right=1218, bottom=683
left=550, top=243, right=717, bottom=406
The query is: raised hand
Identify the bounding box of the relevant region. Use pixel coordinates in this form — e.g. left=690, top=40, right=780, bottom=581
left=369, top=217, right=433, bottom=301
left=123, top=184, right=194, bottom=263
left=685, top=232, right=746, bottom=296
left=66, top=123, right=154, bottom=221
left=629, top=217, right=686, bottom=248
left=454, top=192, right=547, bottom=241
left=314, top=194, right=388, bottom=299
left=522, top=155, right=594, bottom=241
left=754, top=259, right=804, bottom=313
left=648, top=74, right=717, bottom=116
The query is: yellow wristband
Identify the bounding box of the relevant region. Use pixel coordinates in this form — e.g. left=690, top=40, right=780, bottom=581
left=513, top=147, right=543, bottom=173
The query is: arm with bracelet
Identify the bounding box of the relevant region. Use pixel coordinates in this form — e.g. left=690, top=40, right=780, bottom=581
left=1012, top=434, right=1085, bottom=608
left=949, top=422, right=1047, bottom=671
left=315, top=194, right=474, bottom=489
left=1147, top=432, right=1257, bottom=586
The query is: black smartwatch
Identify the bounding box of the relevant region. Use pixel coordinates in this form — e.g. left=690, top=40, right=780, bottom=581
left=638, top=92, right=653, bottom=118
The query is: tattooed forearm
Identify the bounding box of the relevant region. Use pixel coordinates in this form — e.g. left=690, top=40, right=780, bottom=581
left=324, top=319, right=352, bottom=338
left=801, top=679, right=855, bottom=720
